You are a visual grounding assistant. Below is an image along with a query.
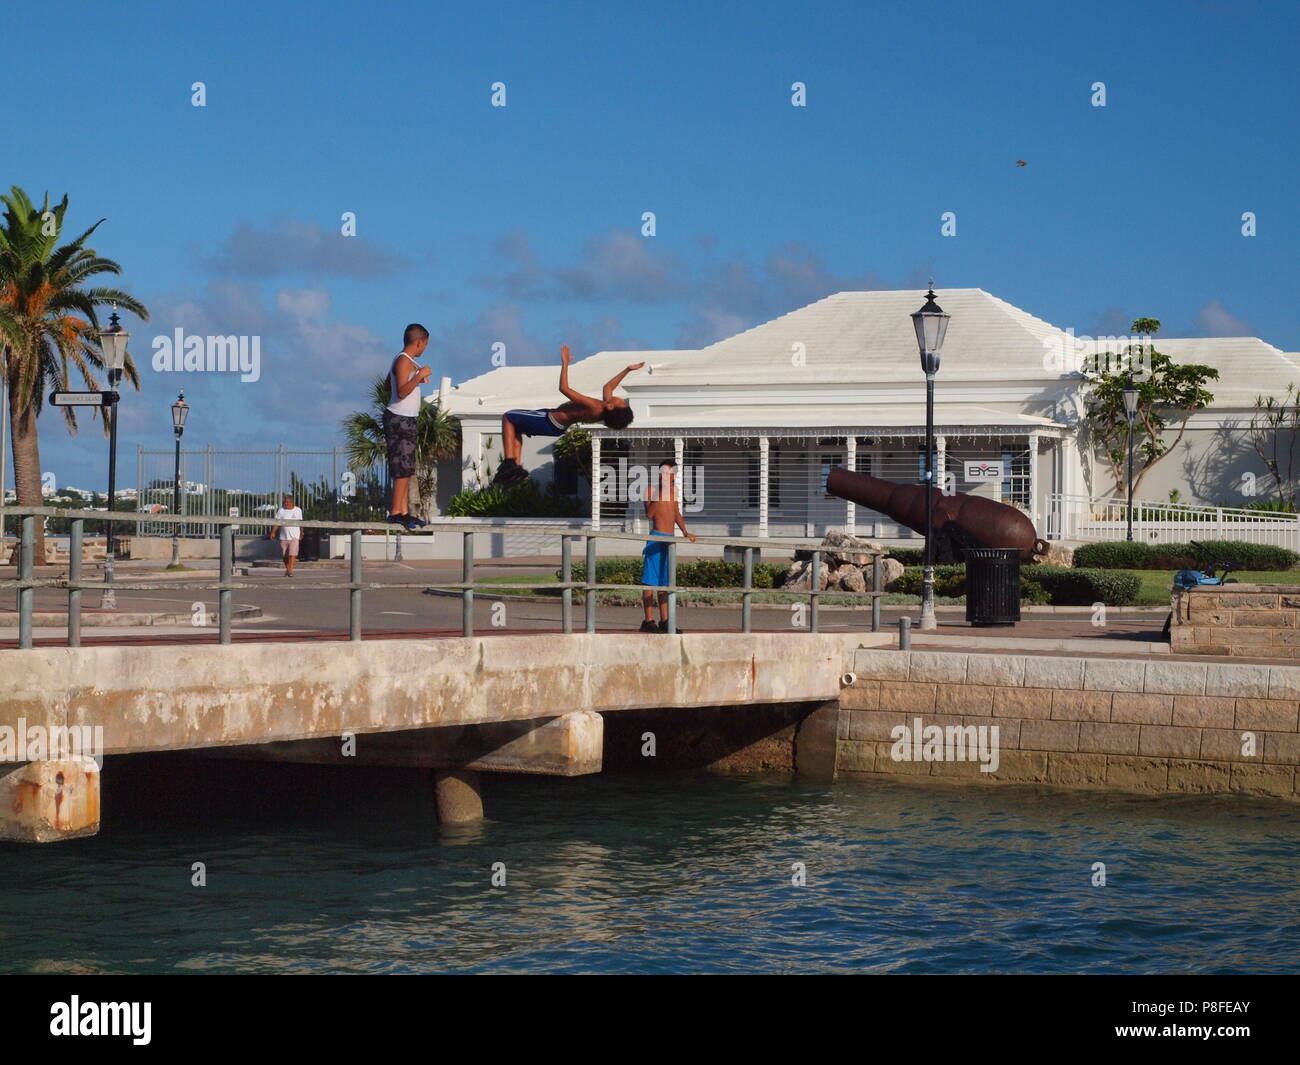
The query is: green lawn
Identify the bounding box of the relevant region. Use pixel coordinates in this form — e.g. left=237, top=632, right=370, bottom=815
left=473, top=569, right=1300, bottom=609
left=1128, top=569, right=1300, bottom=605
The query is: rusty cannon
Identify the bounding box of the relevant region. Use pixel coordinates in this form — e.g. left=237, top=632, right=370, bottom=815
left=825, top=468, right=1048, bottom=563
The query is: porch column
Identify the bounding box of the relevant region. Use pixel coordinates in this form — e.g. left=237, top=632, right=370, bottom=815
left=845, top=435, right=856, bottom=535
left=759, top=436, right=770, bottom=538
left=1028, top=431, right=1040, bottom=529
left=674, top=437, right=684, bottom=494
left=590, top=434, right=602, bottom=531
left=935, top=436, right=947, bottom=495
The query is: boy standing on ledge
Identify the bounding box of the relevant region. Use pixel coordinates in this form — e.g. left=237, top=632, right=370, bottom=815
left=492, top=345, right=642, bottom=486
left=640, top=459, right=696, bottom=633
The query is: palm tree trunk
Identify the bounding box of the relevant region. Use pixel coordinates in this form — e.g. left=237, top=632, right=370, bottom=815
left=8, top=375, right=46, bottom=560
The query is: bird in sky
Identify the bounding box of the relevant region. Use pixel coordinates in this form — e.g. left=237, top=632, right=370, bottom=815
left=1016, top=159, right=1027, bottom=167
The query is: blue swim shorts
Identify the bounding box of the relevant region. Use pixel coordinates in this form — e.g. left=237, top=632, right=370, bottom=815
left=640, top=531, right=674, bottom=587
left=505, top=408, right=566, bottom=438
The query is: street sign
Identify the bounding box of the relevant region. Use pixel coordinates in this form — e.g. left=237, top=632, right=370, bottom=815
left=50, top=390, right=119, bottom=407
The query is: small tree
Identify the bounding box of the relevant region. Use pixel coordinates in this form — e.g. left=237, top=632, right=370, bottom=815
left=1082, top=318, right=1218, bottom=497
left=1248, top=383, right=1300, bottom=508
left=552, top=426, right=594, bottom=485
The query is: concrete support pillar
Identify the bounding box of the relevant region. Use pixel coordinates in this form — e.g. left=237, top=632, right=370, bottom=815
left=794, top=700, right=842, bottom=782
left=1028, top=431, right=1040, bottom=529
left=433, top=769, right=484, bottom=824
left=0, top=760, right=101, bottom=842
left=845, top=435, right=857, bottom=535
left=590, top=434, right=602, bottom=531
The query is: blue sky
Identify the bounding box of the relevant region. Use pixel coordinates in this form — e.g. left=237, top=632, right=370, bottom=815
left=3, top=0, right=1297, bottom=490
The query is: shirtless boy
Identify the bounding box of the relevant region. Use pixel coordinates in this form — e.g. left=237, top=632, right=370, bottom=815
left=640, top=459, right=697, bottom=634
left=492, top=345, right=642, bottom=486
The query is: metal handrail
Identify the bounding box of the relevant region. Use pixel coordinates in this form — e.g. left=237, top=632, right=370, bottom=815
left=2, top=506, right=886, bottom=649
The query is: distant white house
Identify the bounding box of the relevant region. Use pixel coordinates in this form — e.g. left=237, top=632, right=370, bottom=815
left=441, top=288, right=1300, bottom=544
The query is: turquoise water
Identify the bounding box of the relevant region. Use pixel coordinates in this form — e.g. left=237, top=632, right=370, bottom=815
left=2, top=761, right=1298, bottom=974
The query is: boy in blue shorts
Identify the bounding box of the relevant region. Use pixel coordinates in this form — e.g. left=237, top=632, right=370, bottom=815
left=492, top=345, right=643, bottom=486
left=640, top=460, right=697, bottom=633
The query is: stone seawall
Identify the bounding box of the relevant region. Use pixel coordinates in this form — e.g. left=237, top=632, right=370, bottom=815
left=838, top=650, right=1300, bottom=801
left=1171, top=584, right=1300, bottom=658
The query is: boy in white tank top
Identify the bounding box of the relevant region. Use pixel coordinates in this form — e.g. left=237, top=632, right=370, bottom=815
left=384, top=324, right=431, bottom=528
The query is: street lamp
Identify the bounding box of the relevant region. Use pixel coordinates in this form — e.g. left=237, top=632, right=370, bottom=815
left=170, top=392, right=189, bottom=566
left=98, top=310, right=129, bottom=609
left=911, top=285, right=950, bottom=632
left=1123, top=380, right=1140, bottom=541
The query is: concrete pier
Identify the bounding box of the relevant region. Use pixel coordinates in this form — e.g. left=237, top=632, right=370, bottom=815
left=0, top=760, right=101, bottom=842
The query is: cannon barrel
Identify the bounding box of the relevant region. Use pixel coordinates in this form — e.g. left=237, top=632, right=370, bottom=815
left=825, top=468, right=1047, bottom=562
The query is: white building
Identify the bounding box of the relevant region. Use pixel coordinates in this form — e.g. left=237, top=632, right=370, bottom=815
left=442, top=288, right=1300, bottom=546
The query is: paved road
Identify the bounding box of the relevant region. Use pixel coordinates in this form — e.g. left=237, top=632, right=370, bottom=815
left=1, top=557, right=1173, bottom=649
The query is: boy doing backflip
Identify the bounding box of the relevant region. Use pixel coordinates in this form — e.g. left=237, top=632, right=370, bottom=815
left=492, top=345, right=642, bottom=486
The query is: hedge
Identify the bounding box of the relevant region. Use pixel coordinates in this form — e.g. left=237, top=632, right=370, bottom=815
left=1071, top=539, right=1299, bottom=572
left=892, top=564, right=1140, bottom=606
left=566, top=557, right=788, bottom=588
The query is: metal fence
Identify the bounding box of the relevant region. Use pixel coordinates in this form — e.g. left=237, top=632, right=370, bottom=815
left=1, top=505, right=886, bottom=649
left=135, top=446, right=388, bottom=538
left=1046, top=493, right=1300, bottom=549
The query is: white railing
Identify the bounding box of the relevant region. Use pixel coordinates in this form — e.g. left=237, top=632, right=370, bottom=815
left=1046, top=493, right=1300, bottom=548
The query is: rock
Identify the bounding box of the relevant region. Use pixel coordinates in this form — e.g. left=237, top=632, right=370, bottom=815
left=1042, top=543, right=1074, bottom=567
left=838, top=565, right=866, bottom=593
left=783, top=559, right=831, bottom=591
left=879, top=558, right=907, bottom=590
left=819, top=528, right=884, bottom=568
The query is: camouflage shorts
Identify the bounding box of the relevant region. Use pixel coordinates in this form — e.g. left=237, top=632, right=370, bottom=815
left=383, top=409, right=418, bottom=479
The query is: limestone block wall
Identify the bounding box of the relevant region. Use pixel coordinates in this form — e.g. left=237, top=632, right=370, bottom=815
left=839, top=650, right=1300, bottom=801
left=1171, top=584, right=1300, bottom=659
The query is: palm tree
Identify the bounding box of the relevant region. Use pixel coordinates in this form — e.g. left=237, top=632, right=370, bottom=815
left=342, top=375, right=461, bottom=520
left=0, top=187, right=149, bottom=555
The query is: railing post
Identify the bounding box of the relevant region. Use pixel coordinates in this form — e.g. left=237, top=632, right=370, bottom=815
left=350, top=530, right=363, bottom=641
left=219, top=523, right=233, bottom=645
left=871, top=550, right=882, bottom=633
left=68, top=519, right=83, bottom=647
left=666, top=540, right=677, bottom=634
left=560, top=535, right=573, bottom=634
left=809, top=549, right=821, bottom=633
left=584, top=535, right=597, bottom=634
left=462, top=531, right=474, bottom=637
left=18, top=515, right=33, bottom=649
left=741, top=546, right=753, bottom=633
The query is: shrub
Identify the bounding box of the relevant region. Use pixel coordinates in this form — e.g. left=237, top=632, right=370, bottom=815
left=447, top=479, right=585, bottom=518
left=884, top=547, right=924, bottom=565
left=894, top=564, right=1140, bottom=605
left=1072, top=539, right=1299, bottom=572
left=1028, top=565, right=1141, bottom=605
left=566, top=558, right=787, bottom=588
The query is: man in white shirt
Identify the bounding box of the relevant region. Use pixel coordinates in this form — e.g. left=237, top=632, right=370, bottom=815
left=267, top=494, right=304, bottom=576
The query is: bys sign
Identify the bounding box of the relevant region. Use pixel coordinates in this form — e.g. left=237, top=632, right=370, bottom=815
left=964, top=460, right=1003, bottom=483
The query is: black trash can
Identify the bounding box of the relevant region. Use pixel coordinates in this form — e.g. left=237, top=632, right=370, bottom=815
left=964, top=547, right=1021, bottom=626
left=298, top=526, right=322, bottom=563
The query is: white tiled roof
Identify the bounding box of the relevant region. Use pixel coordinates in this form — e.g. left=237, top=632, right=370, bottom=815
left=440, top=288, right=1298, bottom=422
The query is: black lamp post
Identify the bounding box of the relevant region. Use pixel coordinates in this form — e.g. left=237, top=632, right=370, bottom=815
left=911, top=285, right=951, bottom=632
left=1123, top=381, right=1140, bottom=541
left=98, top=311, right=129, bottom=609
left=170, top=392, right=188, bottom=567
